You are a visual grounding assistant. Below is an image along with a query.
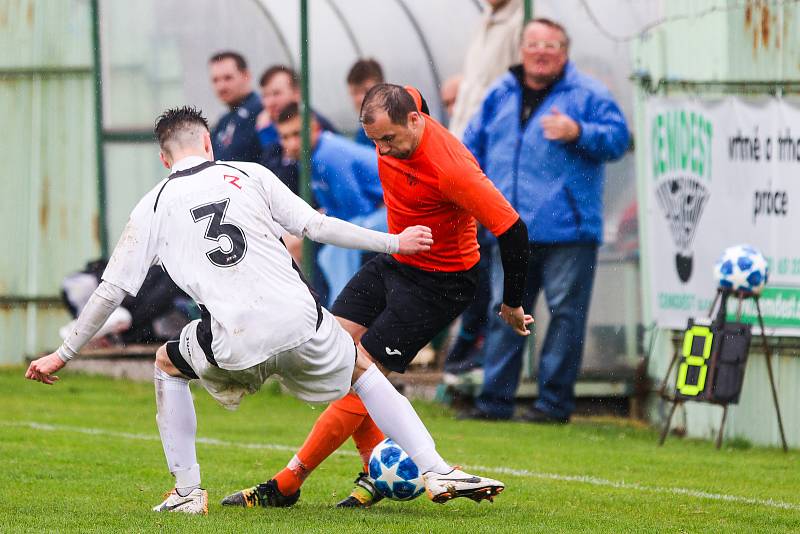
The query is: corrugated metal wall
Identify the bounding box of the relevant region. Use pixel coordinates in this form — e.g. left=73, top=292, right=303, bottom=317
left=634, top=0, right=800, bottom=447
left=730, top=0, right=800, bottom=79
left=0, top=0, right=100, bottom=363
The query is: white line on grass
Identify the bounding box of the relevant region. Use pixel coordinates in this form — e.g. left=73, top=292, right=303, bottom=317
left=4, top=420, right=798, bottom=512
left=467, top=464, right=800, bottom=511
left=3, top=421, right=321, bottom=455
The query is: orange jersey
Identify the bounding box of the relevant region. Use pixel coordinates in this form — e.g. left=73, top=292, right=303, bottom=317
left=377, top=87, right=519, bottom=272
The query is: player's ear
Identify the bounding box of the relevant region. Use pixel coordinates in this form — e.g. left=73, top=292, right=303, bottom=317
left=159, top=151, right=171, bottom=170
left=203, top=131, right=214, bottom=160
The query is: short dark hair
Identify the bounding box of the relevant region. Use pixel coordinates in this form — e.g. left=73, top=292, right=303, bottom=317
left=277, top=102, right=320, bottom=128
left=347, top=58, right=384, bottom=86
left=154, top=106, right=209, bottom=152
left=259, top=65, right=299, bottom=89
left=360, top=83, right=417, bottom=126
left=277, top=102, right=300, bottom=124
left=524, top=17, right=571, bottom=48
left=208, top=51, right=248, bottom=71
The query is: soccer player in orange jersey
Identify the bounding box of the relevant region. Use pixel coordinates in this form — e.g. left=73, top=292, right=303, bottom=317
left=222, top=84, right=532, bottom=508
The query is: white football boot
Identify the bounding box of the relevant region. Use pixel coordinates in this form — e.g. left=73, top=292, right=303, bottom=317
left=152, top=487, right=209, bottom=515
left=423, top=468, right=505, bottom=504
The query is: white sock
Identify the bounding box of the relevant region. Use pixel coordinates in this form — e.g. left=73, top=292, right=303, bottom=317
left=352, top=364, right=451, bottom=474
left=154, top=365, right=201, bottom=494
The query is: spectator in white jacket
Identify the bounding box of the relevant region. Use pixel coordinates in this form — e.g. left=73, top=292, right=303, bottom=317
left=447, top=0, right=524, bottom=140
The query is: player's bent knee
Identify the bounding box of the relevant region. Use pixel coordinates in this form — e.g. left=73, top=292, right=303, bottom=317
left=155, top=344, right=183, bottom=377
left=352, top=344, right=390, bottom=382
left=352, top=346, right=373, bottom=381
left=336, top=315, right=368, bottom=343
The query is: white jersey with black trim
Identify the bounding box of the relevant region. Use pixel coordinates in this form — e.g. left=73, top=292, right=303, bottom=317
left=102, top=155, right=321, bottom=370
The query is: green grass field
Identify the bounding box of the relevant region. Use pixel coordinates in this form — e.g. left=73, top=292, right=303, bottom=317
left=1, top=367, right=798, bottom=533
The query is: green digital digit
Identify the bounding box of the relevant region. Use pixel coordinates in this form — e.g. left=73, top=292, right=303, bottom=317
left=676, top=325, right=713, bottom=396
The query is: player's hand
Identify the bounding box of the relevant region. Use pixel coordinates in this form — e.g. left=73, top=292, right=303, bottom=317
left=397, top=225, right=433, bottom=255
left=499, top=304, right=534, bottom=336
left=25, top=352, right=66, bottom=385
left=541, top=107, right=580, bottom=142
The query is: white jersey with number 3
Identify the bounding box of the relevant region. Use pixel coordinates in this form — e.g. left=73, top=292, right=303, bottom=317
left=102, top=156, right=322, bottom=370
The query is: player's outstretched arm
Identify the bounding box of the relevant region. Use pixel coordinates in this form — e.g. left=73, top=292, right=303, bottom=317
left=264, top=167, right=431, bottom=255
left=436, top=153, right=533, bottom=335
left=495, top=218, right=534, bottom=336
left=302, top=212, right=432, bottom=255
left=25, top=281, right=128, bottom=385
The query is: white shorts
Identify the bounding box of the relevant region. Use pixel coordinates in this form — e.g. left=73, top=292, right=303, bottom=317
left=168, top=308, right=356, bottom=409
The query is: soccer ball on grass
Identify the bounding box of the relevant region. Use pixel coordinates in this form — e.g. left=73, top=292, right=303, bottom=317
left=713, top=244, right=768, bottom=295
left=368, top=438, right=425, bottom=501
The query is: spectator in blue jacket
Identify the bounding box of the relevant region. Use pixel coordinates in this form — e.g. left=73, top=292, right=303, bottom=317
left=257, top=65, right=338, bottom=194
left=207, top=51, right=263, bottom=163
left=276, top=103, right=386, bottom=305
left=460, top=18, right=629, bottom=423
left=256, top=65, right=339, bottom=155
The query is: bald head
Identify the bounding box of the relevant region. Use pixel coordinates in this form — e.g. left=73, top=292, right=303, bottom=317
left=360, top=83, right=419, bottom=126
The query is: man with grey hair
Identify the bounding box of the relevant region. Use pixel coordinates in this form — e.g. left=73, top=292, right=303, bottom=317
left=461, top=18, right=629, bottom=424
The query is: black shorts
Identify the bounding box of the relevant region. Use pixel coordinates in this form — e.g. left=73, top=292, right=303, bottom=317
left=331, top=254, right=478, bottom=373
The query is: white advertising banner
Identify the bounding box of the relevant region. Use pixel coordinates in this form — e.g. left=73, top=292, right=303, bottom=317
left=645, top=97, right=800, bottom=334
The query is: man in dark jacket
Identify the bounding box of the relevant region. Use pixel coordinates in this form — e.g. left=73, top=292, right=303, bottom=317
left=461, top=18, right=629, bottom=423
left=208, top=51, right=263, bottom=162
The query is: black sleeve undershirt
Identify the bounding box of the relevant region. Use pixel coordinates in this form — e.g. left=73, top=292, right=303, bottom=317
left=495, top=217, right=529, bottom=308
left=419, top=93, right=430, bottom=115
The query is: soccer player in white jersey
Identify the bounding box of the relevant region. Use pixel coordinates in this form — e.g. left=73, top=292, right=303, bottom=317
left=25, top=106, right=505, bottom=515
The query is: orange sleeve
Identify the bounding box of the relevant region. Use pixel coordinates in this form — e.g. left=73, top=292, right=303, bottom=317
left=438, top=152, right=519, bottom=237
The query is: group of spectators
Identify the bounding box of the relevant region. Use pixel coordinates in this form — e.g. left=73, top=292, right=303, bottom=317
left=203, top=0, right=630, bottom=424
left=206, top=51, right=386, bottom=306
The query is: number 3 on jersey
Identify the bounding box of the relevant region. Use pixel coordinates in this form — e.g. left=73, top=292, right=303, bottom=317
left=190, top=198, right=247, bottom=267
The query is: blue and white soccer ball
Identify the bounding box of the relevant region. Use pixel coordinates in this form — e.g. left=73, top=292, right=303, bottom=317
left=368, top=438, right=425, bottom=501
left=713, top=244, right=769, bottom=295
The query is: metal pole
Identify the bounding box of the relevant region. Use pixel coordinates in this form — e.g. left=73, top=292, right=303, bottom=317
left=657, top=344, right=680, bottom=399
left=299, top=0, right=313, bottom=279
left=90, top=0, right=109, bottom=257
left=715, top=405, right=728, bottom=450
left=658, top=400, right=679, bottom=446
left=707, top=289, right=721, bottom=318
left=754, top=298, right=789, bottom=452
left=735, top=293, right=744, bottom=321
left=518, top=0, right=535, bottom=379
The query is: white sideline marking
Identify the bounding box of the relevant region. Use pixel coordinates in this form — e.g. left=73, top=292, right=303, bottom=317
left=1, top=421, right=358, bottom=456
left=4, top=420, right=798, bottom=512
left=468, top=464, right=800, bottom=511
